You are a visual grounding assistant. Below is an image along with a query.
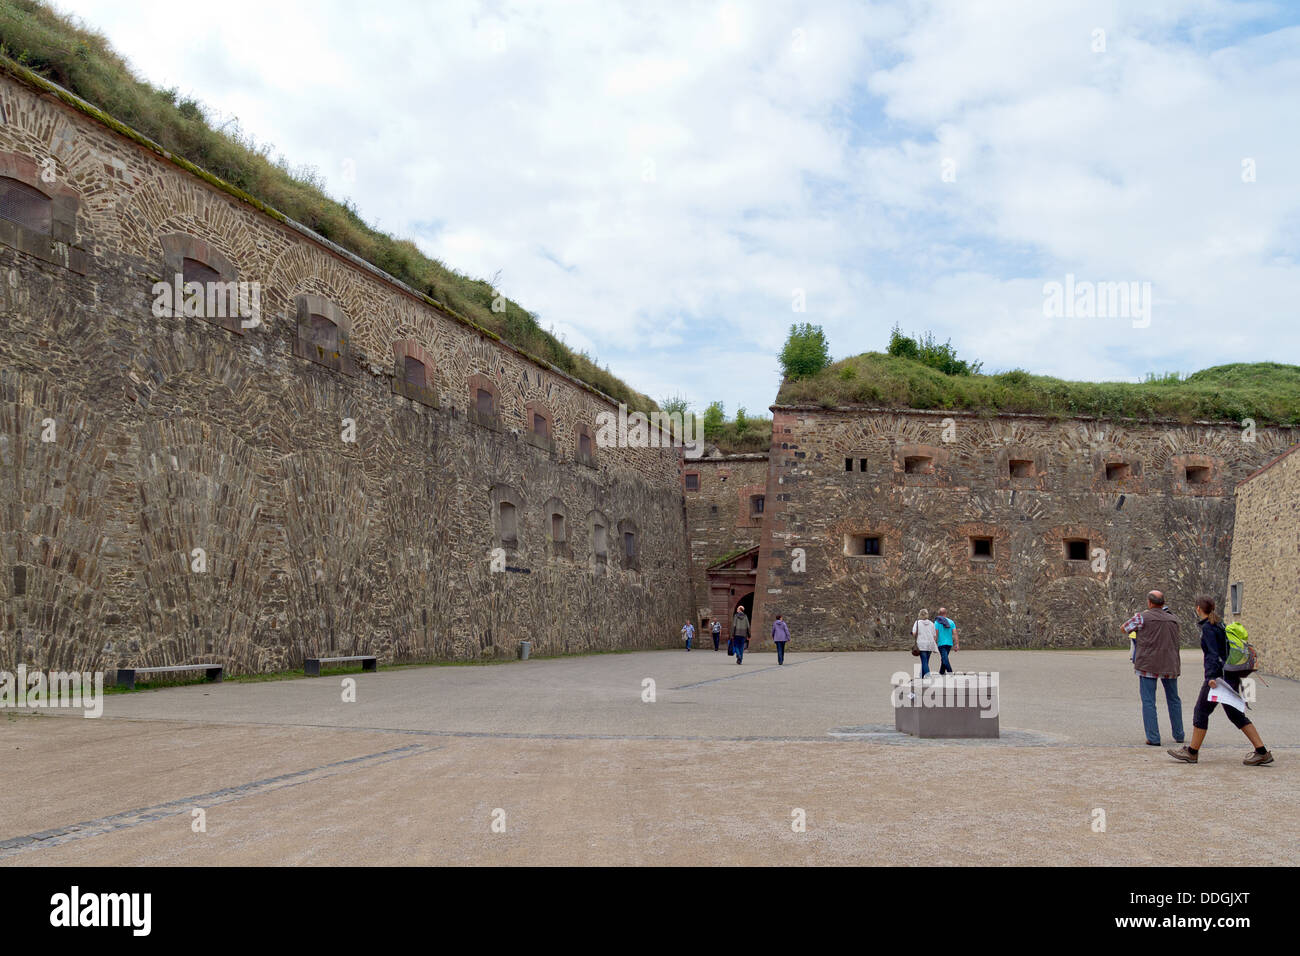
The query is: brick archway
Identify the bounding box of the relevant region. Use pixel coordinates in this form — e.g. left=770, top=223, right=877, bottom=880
left=706, top=546, right=758, bottom=643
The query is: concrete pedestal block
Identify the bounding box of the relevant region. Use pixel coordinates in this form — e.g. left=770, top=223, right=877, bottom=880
left=893, top=674, right=999, bottom=738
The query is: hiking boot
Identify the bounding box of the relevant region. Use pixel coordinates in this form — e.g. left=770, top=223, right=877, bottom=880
left=1168, top=746, right=1197, bottom=763
left=1243, top=750, right=1274, bottom=766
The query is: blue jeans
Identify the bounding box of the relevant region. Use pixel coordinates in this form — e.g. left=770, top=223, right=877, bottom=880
left=1139, top=675, right=1184, bottom=744
left=919, top=651, right=931, bottom=677
left=938, top=645, right=952, bottom=674
left=775, top=641, right=786, bottom=664
left=734, top=638, right=746, bottom=663
left=685, top=635, right=692, bottom=650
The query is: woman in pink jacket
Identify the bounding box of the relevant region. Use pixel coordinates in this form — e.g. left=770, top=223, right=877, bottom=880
left=772, top=614, right=791, bottom=665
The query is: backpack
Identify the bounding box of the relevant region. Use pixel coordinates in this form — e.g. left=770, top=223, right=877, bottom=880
left=1223, top=622, right=1258, bottom=675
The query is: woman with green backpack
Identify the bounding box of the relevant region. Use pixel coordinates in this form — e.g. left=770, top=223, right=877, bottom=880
left=1168, top=597, right=1273, bottom=766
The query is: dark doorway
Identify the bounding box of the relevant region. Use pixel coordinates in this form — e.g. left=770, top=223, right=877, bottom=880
left=736, top=591, right=754, bottom=619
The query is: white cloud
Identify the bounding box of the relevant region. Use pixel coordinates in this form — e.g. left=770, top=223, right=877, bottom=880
left=53, top=0, right=1300, bottom=414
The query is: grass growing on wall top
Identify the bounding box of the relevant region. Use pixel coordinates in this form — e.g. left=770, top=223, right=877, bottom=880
left=777, top=353, right=1300, bottom=425
left=709, top=417, right=772, bottom=454
left=0, top=0, right=656, bottom=411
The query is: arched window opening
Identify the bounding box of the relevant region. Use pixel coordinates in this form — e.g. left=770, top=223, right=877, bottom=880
left=391, top=340, right=437, bottom=407
left=293, top=295, right=354, bottom=374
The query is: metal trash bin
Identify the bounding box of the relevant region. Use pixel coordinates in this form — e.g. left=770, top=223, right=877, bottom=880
left=518, top=640, right=532, bottom=660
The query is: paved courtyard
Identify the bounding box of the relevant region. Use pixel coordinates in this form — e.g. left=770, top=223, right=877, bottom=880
left=3, top=648, right=1297, bottom=865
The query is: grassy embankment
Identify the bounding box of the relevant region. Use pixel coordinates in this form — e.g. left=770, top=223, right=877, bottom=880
left=0, top=0, right=655, bottom=410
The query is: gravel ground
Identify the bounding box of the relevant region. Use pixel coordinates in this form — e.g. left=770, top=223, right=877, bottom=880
left=3, top=649, right=1296, bottom=865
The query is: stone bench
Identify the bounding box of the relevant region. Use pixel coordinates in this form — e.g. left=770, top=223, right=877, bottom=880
left=304, top=655, right=378, bottom=677
left=115, top=664, right=223, bottom=691
left=893, top=673, right=1000, bottom=738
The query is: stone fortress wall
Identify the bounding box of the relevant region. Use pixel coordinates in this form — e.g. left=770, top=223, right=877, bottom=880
left=4, top=58, right=1293, bottom=677
left=682, top=454, right=768, bottom=633
left=751, top=405, right=1296, bottom=653
left=0, top=64, right=692, bottom=674
left=1226, top=445, right=1300, bottom=679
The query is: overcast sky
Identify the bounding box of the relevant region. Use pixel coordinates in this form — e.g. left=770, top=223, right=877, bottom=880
left=54, top=0, right=1300, bottom=416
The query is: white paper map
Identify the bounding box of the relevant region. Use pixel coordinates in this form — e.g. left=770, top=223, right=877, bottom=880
left=1207, top=679, right=1247, bottom=712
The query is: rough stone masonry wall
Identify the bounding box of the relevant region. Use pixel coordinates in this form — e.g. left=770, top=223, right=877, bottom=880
left=752, top=406, right=1295, bottom=653
left=1227, top=446, right=1300, bottom=679
left=0, top=69, right=691, bottom=674
left=683, top=454, right=768, bottom=618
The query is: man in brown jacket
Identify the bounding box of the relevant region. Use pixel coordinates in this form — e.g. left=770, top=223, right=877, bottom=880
left=731, top=606, right=750, bottom=665
left=1122, top=590, right=1185, bottom=746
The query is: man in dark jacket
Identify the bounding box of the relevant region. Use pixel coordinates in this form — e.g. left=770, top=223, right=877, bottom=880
left=1121, top=590, right=1184, bottom=746
left=731, top=607, right=750, bottom=665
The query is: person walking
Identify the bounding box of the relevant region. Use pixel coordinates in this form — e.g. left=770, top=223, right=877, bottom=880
left=711, top=619, right=722, bottom=652
left=934, top=607, right=958, bottom=675
left=1169, top=597, right=1273, bottom=766
left=912, top=609, right=938, bottom=678
left=1122, top=590, right=1184, bottom=747
left=681, top=621, right=694, bottom=651
left=731, top=605, right=750, bottom=665
left=772, top=613, right=790, bottom=665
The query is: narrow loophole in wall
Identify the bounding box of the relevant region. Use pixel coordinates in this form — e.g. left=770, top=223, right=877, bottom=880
left=1105, top=462, right=1131, bottom=481
left=1009, top=459, right=1034, bottom=478
left=971, top=537, right=993, bottom=560
left=499, top=501, right=518, bottom=546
